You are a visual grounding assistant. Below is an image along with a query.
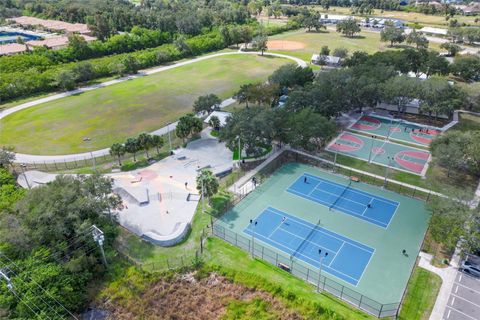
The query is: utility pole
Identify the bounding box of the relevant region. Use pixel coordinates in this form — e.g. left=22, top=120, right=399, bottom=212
left=0, top=269, right=14, bottom=293
left=92, top=225, right=107, bottom=267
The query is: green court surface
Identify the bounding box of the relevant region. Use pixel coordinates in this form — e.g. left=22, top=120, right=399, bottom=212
left=349, top=114, right=441, bottom=147
left=217, top=162, right=430, bottom=305
left=326, top=132, right=431, bottom=175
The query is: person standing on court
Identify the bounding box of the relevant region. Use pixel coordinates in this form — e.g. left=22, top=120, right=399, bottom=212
left=304, top=176, right=307, bottom=183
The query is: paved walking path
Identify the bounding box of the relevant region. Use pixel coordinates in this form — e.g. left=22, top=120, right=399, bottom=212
left=418, top=250, right=462, bottom=320
left=2, top=51, right=305, bottom=164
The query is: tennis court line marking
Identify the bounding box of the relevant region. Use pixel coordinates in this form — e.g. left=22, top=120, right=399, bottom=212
left=287, top=178, right=395, bottom=229
left=349, top=127, right=430, bottom=147
left=327, top=242, right=345, bottom=268
left=275, top=226, right=340, bottom=258
left=247, top=207, right=375, bottom=285
left=266, top=207, right=374, bottom=254
left=267, top=219, right=285, bottom=238
left=347, top=131, right=431, bottom=152
left=246, top=224, right=359, bottom=284
left=325, top=145, right=425, bottom=176
left=269, top=207, right=376, bottom=287
left=304, top=173, right=399, bottom=206
left=287, top=188, right=389, bottom=228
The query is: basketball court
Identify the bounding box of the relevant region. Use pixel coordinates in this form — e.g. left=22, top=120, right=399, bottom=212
left=326, top=132, right=431, bottom=176
left=350, top=115, right=441, bottom=146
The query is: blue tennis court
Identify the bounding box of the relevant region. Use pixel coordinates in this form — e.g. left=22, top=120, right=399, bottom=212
left=244, top=207, right=374, bottom=286
left=287, top=173, right=399, bottom=228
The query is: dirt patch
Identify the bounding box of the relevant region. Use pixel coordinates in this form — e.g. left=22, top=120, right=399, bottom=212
left=100, top=272, right=302, bottom=320
left=268, top=40, right=306, bottom=51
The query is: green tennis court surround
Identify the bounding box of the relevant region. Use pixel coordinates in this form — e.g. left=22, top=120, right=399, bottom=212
left=217, top=162, right=429, bottom=307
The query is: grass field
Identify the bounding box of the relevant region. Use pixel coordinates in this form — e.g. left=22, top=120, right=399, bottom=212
left=398, top=267, right=442, bottom=320
left=0, top=54, right=289, bottom=155
left=312, top=6, right=480, bottom=27
left=268, top=29, right=441, bottom=63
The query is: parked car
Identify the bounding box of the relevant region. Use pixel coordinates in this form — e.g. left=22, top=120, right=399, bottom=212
left=460, top=260, right=480, bottom=277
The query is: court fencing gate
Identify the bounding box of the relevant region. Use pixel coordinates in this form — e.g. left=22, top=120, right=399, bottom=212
left=212, top=221, right=401, bottom=318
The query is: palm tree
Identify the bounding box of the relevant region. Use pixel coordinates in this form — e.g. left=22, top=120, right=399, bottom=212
left=151, top=135, right=165, bottom=156
left=137, top=133, right=153, bottom=159
left=124, top=137, right=139, bottom=162
left=109, top=143, right=125, bottom=165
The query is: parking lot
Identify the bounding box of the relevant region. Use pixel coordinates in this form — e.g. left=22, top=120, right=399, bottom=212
left=444, top=270, right=480, bottom=320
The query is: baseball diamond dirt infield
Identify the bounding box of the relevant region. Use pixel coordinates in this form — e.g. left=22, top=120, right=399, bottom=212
left=267, top=40, right=306, bottom=51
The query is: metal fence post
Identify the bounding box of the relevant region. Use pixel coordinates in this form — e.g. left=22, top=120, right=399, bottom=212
left=378, top=304, right=383, bottom=318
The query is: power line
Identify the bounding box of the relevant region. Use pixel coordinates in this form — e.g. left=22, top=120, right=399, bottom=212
left=0, top=262, right=52, bottom=319
left=0, top=253, right=77, bottom=319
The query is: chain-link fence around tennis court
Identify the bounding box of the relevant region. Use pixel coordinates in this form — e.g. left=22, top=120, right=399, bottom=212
left=212, top=222, right=400, bottom=318
left=247, top=148, right=437, bottom=203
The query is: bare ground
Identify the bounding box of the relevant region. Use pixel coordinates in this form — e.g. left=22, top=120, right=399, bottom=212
left=99, top=272, right=303, bottom=320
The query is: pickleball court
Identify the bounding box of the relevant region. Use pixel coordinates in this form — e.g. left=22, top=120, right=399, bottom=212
left=326, top=132, right=431, bottom=175
left=350, top=115, right=441, bottom=146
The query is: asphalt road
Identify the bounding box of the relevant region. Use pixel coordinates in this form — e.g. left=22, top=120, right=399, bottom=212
left=444, top=270, right=480, bottom=320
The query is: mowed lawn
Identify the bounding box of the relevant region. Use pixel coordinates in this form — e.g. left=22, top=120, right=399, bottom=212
left=268, top=29, right=441, bottom=62
left=312, top=6, right=480, bottom=27
left=0, top=54, right=289, bottom=155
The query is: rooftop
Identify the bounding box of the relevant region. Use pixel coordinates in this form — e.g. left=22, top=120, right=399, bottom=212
left=8, top=16, right=90, bottom=34
left=0, top=43, right=28, bottom=55
left=26, top=35, right=96, bottom=48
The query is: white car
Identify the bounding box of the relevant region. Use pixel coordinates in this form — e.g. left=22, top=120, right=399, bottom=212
left=460, top=260, right=480, bottom=277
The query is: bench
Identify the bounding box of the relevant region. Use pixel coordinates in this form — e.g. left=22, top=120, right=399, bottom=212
left=278, top=263, right=291, bottom=272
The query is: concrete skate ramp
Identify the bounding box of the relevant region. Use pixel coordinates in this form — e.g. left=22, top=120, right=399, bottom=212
left=142, top=222, right=191, bottom=246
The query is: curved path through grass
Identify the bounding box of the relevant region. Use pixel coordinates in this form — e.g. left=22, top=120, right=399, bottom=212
left=0, top=51, right=305, bottom=162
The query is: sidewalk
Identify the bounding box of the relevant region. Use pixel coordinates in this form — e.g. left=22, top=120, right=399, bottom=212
left=418, top=250, right=461, bottom=320
left=4, top=51, right=305, bottom=163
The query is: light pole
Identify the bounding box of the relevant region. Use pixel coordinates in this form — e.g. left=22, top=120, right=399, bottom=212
left=201, top=177, right=205, bottom=214
left=249, top=219, right=257, bottom=258
left=20, top=164, right=31, bottom=189
left=167, top=122, right=172, bottom=153
left=237, top=135, right=242, bottom=161
left=317, top=249, right=328, bottom=293
left=384, top=155, right=392, bottom=188
left=368, top=135, right=376, bottom=163
left=333, top=143, right=340, bottom=169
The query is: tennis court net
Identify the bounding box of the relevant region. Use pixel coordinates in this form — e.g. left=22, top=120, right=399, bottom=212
left=291, top=216, right=322, bottom=259
left=329, top=180, right=352, bottom=210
